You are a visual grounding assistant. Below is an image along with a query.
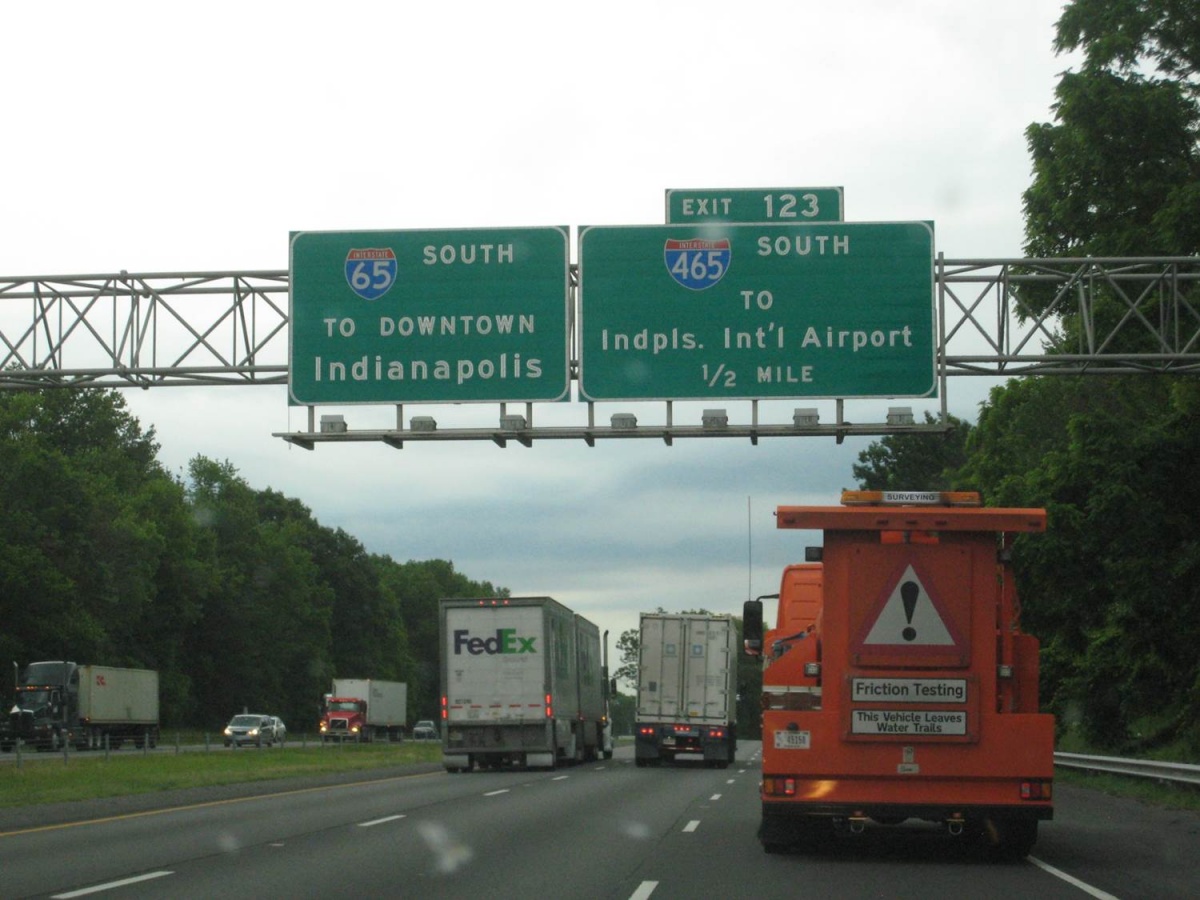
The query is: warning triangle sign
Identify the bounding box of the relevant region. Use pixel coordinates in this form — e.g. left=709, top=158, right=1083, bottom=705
left=851, top=560, right=968, bottom=667
left=862, top=564, right=954, bottom=646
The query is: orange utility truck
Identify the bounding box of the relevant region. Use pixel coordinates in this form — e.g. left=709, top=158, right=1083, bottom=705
left=743, top=491, right=1053, bottom=858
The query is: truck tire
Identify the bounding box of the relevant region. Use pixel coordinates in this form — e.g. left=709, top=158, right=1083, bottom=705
left=760, top=814, right=833, bottom=854
left=985, top=818, right=1038, bottom=861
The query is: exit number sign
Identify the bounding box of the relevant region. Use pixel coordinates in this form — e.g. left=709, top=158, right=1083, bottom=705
left=666, top=187, right=844, bottom=224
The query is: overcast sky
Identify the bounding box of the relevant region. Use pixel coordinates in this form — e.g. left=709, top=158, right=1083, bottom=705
left=2, top=1, right=1075, bottom=651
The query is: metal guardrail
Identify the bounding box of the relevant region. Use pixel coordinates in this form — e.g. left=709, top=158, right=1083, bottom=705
left=1055, top=752, right=1200, bottom=786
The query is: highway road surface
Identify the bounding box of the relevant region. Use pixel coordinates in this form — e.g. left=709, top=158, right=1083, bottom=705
left=0, top=742, right=1195, bottom=899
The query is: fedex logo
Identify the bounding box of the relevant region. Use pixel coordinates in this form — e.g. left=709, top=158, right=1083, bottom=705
left=453, top=628, right=537, bottom=655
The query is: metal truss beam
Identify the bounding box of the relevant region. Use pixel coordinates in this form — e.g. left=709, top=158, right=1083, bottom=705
left=0, top=271, right=289, bottom=389
left=938, top=256, right=1200, bottom=376
left=0, top=257, right=1196, bottom=444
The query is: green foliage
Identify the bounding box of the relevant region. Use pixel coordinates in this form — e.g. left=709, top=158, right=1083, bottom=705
left=0, top=389, right=506, bottom=737
left=1012, top=0, right=1200, bottom=752
left=852, top=412, right=972, bottom=491
left=1024, top=70, right=1199, bottom=260
left=612, top=627, right=639, bottom=688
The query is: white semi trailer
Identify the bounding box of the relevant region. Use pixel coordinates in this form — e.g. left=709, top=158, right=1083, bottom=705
left=635, top=613, right=738, bottom=768
left=439, top=596, right=606, bottom=771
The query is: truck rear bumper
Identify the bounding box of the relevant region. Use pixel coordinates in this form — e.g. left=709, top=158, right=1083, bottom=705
left=443, top=722, right=557, bottom=770
left=635, top=723, right=734, bottom=763
left=762, top=798, right=1053, bottom=823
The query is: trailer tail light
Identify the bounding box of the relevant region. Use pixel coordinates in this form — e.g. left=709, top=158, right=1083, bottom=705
left=545, top=694, right=553, bottom=717
left=440, top=696, right=448, bottom=720
left=708, top=727, right=726, bottom=739
left=762, top=776, right=796, bottom=797
left=1020, top=780, right=1052, bottom=800
left=637, top=725, right=656, bottom=737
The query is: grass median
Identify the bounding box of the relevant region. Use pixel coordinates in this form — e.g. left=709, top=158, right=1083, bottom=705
left=0, top=741, right=443, bottom=809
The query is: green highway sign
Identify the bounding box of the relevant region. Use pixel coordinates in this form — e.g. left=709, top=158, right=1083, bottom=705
left=577, top=222, right=935, bottom=401
left=289, top=227, right=570, bottom=404
left=666, top=187, right=844, bottom=224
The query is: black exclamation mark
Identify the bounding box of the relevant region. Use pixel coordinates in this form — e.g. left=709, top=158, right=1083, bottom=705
left=901, top=581, right=919, bottom=642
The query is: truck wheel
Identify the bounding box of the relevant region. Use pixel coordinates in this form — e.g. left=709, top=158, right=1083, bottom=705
left=988, top=818, right=1038, bottom=860
left=760, top=816, right=832, bottom=853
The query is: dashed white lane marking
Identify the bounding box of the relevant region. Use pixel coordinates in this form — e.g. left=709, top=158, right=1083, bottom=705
left=629, top=880, right=658, bottom=899
left=1028, top=856, right=1121, bottom=899
left=682, top=820, right=700, bottom=833
left=53, top=871, right=173, bottom=898
left=709, top=794, right=722, bottom=801
left=483, top=789, right=510, bottom=797
left=358, top=814, right=406, bottom=827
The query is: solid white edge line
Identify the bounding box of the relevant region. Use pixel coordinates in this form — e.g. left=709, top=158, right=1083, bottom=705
left=358, top=814, right=406, bottom=828
left=683, top=820, right=700, bottom=832
left=629, top=881, right=658, bottom=900
left=1028, top=856, right=1121, bottom=900
left=53, top=871, right=173, bottom=898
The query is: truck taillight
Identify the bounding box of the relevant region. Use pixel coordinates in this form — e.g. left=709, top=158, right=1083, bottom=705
left=708, top=727, right=726, bottom=739
left=638, top=725, right=656, bottom=736
left=1020, top=780, right=1052, bottom=800
left=440, top=696, right=448, bottom=720
left=762, top=776, right=796, bottom=797
left=545, top=694, right=553, bottom=717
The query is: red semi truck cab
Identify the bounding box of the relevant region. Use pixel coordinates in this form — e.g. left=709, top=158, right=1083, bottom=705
left=319, top=696, right=367, bottom=742
left=744, top=491, right=1054, bottom=858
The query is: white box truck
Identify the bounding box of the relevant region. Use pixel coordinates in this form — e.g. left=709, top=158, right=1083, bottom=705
left=440, top=596, right=606, bottom=771
left=320, top=678, right=407, bottom=742
left=635, top=613, right=738, bottom=768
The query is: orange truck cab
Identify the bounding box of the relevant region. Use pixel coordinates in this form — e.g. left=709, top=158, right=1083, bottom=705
left=743, top=491, right=1054, bottom=858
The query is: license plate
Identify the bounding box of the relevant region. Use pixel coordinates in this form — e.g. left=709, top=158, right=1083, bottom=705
left=773, top=730, right=811, bottom=750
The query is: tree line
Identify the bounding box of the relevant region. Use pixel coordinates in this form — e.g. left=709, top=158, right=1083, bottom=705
left=853, top=0, right=1200, bottom=756
left=0, top=388, right=504, bottom=732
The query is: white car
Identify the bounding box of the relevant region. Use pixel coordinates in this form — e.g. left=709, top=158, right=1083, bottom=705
left=412, top=720, right=438, bottom=740
left=223, top=714, right=283, bottom=747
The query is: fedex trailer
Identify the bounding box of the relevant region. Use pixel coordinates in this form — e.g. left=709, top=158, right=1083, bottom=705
left=439, top=596, right=606, bottom=771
